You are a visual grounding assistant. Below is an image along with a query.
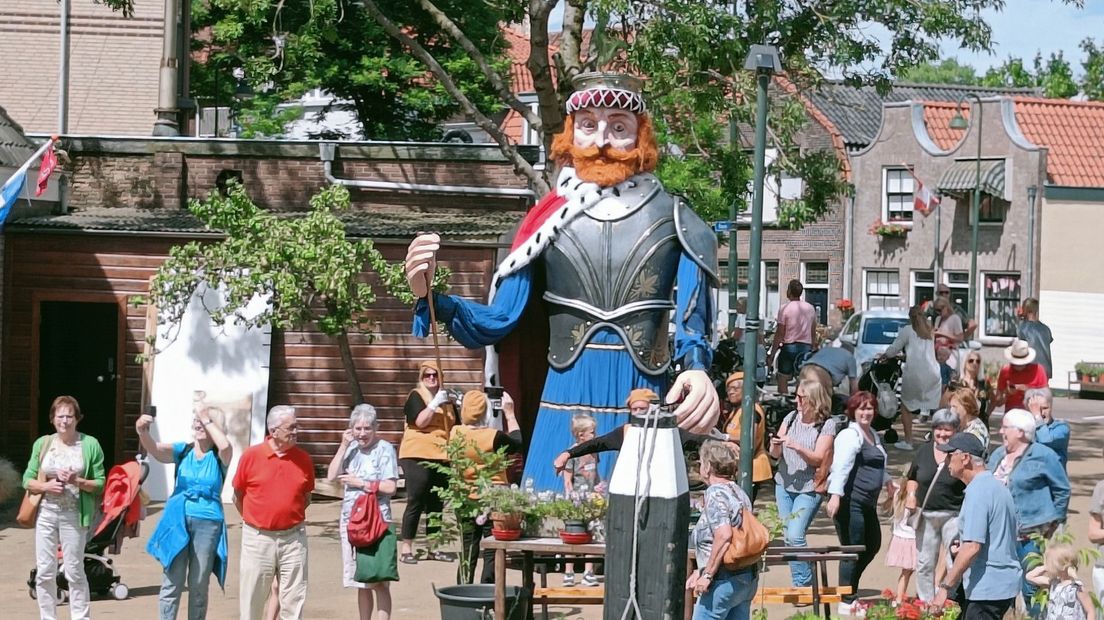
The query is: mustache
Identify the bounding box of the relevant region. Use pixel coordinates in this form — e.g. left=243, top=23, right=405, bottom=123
left=571, top=145, right=640, bottom=162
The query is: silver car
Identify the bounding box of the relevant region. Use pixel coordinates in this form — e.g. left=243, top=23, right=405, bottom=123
left=833, top=309, right=909, bottom=370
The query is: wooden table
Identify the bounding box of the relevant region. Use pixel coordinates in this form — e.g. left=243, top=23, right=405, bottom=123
left=482, top=537, right=607, bottom=618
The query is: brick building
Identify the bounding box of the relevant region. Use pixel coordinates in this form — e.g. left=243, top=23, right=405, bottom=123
left=0, top=1, right=165, bottom=135
left=0, top=136, right=538, bottom=468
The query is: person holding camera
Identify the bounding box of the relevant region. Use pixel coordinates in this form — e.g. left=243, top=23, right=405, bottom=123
left=139, top=405, right=232, bottom=620
left=397, top=360, right=458, bottom=565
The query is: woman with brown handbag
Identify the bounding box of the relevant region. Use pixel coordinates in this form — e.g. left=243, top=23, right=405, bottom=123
left=22, top=395, right=106, bottom=620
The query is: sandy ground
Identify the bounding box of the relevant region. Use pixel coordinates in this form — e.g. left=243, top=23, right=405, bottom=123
left=1, top=397, right=1101, bottom=619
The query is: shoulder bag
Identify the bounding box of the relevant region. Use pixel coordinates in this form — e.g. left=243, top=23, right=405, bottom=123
left=347, top=481, right=389, bottom=548
left=17, top=435, right=55, bottom=528
left=721, top=488, right=771, bottom=570
left=907, top=448, right=944, bottom=530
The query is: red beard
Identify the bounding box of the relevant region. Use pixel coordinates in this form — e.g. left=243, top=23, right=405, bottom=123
left=569, top=144, right=645, bottom=187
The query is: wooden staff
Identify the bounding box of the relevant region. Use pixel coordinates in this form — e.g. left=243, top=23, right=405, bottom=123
left=425, top=270, right=443, bottom=384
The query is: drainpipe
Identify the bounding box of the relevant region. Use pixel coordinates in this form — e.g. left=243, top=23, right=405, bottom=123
left=152, top=0, right=181, bottom=136
left=843, top=184, right=855, bottom=299
left=319, top=143, right=537, bottom=199
left=1026, top=184, right=1038, bottom=297
left=58, top=0, right=70, bottom=134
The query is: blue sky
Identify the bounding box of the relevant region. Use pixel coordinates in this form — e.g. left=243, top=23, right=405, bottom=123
left=944, top=0, right=1104, bottom=73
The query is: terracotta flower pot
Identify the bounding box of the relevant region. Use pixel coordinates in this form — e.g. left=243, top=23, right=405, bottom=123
left=490, top=511, right=523, bottom=532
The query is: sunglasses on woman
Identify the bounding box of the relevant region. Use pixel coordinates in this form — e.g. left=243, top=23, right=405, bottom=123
left=423, top=372, right=438, bottom=378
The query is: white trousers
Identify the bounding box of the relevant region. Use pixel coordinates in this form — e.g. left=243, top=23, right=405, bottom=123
left=239, top=523, right=308, bottom=620
left=1093, top=566, right=1104, bottom=605
left=35, top=501, right=91, bottom=620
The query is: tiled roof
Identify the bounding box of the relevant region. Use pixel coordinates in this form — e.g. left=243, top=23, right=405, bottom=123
left=0, top=104, right=37, bottom=168
left=921, top=102, right=967, bottom=151
left=774, top=76, right=851, bottom=181
left=504, top=27, right=594, bottom=96
left=1011, top=97, right=1104, bottom=187
left=9, top=207, right=523, bottom=238
left=806, top=81, right=1037, bottom=148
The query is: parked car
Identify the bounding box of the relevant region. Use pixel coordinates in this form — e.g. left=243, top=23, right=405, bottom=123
left=833, top=309, right=909, bottom=370
left=833, top=309, right=982, bottom=371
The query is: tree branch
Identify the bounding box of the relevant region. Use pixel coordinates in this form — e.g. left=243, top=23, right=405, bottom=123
left=559, top=0, right=586, bottom=82
left=359, top=0, right=549, bottom=194
left=528, top=0, right=563, bottom=154
left=414, top=0, right=541, bottom=130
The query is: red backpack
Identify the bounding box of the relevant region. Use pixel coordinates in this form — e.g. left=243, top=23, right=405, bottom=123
left=347, top=482, right=389, bottom=548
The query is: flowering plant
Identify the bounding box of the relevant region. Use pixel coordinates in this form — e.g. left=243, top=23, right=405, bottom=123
left=547, top=491, right=608, bottom=522
left=854, top=590, right=961, bottom=620
left=869, top=219, right=909, bottom=237
left=835, top=298, right=855, bottom=312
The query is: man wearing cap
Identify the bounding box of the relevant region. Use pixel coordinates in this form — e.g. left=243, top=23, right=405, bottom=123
left=931, top=433, right=1021, bottom=620
left=996, top=339, right=1048, bottom=411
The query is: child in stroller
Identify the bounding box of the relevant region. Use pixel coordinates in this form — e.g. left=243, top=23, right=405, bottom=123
left=859, top=357, right=904, bottom=443
left=28, top=457, right=149, bottom=602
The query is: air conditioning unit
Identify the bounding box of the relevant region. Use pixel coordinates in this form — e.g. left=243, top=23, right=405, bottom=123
left=197, top=107, right=232, bottom=137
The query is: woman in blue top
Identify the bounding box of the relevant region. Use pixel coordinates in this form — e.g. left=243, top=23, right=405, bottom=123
left=138, top=407, right=232, bottom=620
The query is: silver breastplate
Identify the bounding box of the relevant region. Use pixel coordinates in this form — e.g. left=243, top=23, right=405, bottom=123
left=543, top=186, right=680, bottom=374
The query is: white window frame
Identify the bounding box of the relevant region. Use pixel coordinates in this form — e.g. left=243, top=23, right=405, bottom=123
left=942, top=271, right=971, bottom=316
left=981, top=272, right=1022, bottom=339
left=863, top=269, right=901, bottom=311
left=801, top=261, right=831, bottom=324
left=911, top=270, right=935, bottom=308
left=882, top=167, right=916, bottom=226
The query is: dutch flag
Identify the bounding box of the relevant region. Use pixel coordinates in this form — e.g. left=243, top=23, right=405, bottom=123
left=0, top=138, right=57, bottom=230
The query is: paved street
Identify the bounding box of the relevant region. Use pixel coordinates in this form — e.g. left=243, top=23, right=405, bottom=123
left=2, top=397, right=1101, bottom=619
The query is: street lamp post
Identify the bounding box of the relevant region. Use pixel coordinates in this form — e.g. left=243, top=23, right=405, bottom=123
left=949, top=94, right=983, bottom=319
left=738, top=44, right=781, bottom=496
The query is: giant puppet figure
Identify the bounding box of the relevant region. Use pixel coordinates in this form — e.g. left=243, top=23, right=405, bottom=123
left=405, top=73, right=719, bottom=617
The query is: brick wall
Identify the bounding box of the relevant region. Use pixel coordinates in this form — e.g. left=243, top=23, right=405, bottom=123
left=62, top=139, right=535, bottom=212
left=0, top=0, right=164, bottom=135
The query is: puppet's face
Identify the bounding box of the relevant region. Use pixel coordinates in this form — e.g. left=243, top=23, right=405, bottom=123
left=573, top=107, right=638, bottom=151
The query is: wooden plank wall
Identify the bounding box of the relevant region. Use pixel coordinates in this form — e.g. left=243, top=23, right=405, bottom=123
left=1, top=233, right=495, bottom=470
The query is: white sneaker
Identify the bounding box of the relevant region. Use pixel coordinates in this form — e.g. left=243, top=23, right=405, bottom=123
left=894, top=440, right=915, bottom=450
left=563, top=573, right=575, bottom=586
left=582, top=571, right=599, bottom=587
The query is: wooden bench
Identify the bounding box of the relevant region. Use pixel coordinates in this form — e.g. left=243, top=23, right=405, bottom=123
left=1069, top=363, right=1104, bottom=395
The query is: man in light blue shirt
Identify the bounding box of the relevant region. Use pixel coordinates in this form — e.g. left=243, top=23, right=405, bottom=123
left=931, top=433, right=1021, bottom=620
left=805, top=344, right=859, bottom=393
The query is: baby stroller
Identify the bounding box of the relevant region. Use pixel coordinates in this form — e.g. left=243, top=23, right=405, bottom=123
left=859, top=357, right=904, bottom=443
left=28, top=456, right=149, bottom=602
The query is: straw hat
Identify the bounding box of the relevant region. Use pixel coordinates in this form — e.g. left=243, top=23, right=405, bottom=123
left=1003, top=339, right=1036, bottom=366
left=625, top=388, right=659, bottom=408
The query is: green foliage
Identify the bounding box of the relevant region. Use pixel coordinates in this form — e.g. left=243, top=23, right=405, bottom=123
left=982, top=51, right=1078, bottom=98
left=1081, top=39, right=1104, bottom=101
left=97, top=0, right=134, bottom=16
left=425, top=435, right=512, bottom=582
left=899, top=59, right=980, bottom=85
left=139, top=181, right=448, bottom=396
left=191, top=0, right=515, bottom=139
left=545, top=494, right=608, bottom=523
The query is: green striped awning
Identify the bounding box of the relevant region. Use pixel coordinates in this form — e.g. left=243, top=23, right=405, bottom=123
left=937, top=159, right=1005, bottom=197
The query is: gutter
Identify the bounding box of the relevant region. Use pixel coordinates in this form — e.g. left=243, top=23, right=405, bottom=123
left=319, top=143, right=536, bottom=199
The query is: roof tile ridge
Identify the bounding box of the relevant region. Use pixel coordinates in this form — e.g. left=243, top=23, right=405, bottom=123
left=773, top=74, right=852, bottom=181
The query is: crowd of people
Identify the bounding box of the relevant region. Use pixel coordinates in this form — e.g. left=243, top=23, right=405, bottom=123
left=18, top=294, right=1098, bottom=620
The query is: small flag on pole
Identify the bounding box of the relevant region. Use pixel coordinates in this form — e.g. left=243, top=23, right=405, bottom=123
left=36, top=142, right=57, bottom=197
left=911, top=171, right=940, bottom=217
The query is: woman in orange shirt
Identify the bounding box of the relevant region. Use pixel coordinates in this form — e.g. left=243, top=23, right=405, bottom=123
left=720, top=372, right=772, bottom=502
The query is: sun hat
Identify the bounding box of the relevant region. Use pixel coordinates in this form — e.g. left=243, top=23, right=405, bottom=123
left=1003, top=339, right=1036, bottom=366
left=625, top=388, right=659, bottom=408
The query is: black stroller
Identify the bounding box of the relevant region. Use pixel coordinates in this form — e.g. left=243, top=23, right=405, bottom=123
left=859, top=356, right=905, bottom=443
left=28, top=457, right=149, bottom=602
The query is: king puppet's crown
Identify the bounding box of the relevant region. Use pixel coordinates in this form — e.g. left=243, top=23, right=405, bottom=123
left=565, top=72, right=646, bottom=114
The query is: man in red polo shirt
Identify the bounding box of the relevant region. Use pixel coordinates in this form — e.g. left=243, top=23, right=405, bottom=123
left=233, top=405, right=315, bottom=619
left=996, top=339, right=1049, bottom=411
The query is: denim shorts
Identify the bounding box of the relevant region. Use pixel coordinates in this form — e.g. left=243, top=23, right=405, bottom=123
left=777, top=343, right=812, bottom=376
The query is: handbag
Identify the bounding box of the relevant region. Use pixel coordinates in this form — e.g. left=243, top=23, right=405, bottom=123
left=347, top=482, right=389, bottom=548
left=721, top=486, right=771, bottom=570
left=354, top=527, right=399, bottom=583
left=16, top=435, right=55, bottom=528
left=907, top=458, right=944, bottom=530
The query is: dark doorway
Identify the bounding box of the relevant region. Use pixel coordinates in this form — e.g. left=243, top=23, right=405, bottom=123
left=806, top=289, right=828, bottom=325
left=38, top=301, right=119, bottom=467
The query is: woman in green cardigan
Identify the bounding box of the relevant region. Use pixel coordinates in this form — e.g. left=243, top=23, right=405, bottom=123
left=23, top=395, right=106, bottom=620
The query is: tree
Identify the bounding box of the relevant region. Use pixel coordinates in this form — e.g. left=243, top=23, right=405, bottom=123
left=982, top=51, right=1079, bottom=98
left=141, top=182, right=448, bottom=405
left=192, top=0, right=1071, bottom=224
left=899, top=59, right=979, bottom=85
left=1080, top=38, right=1104, bottom=101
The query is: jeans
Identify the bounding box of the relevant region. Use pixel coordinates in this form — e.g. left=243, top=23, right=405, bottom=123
left=159, top=516, right=222, bottom=620
left=239, top=524, right=309, bottom=620
left=775, top=485, right=823, bottom=586
left=692, top=567, right=759, bottom=620
left=963, top=597, right=1015, bottom=620
left=832, top=499, right=882, bottom=604
left=915, top=510, right=960, bottom=602
left=35, top=501, right=90, bottom=620
left=1016, top=537, right=1042, bottom=618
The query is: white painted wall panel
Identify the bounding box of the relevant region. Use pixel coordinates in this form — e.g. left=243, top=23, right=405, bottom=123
left=1038, top=289, right=1104, bottom=391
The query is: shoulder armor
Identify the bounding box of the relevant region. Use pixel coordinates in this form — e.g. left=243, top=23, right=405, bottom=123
left=674, top=199, right=720, bottom=287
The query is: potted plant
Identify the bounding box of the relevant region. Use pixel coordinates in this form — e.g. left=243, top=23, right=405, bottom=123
left=480, top=484, right=537, bottom=540
left=1075, top=362, right=1099, bottom=383
left=855, top=590, right=961, bottom=620
left=869, top=218, right=909, bottom=238
left=548, top=493, right=607, bottom=544
left=835, top=298, right=855, bottom=321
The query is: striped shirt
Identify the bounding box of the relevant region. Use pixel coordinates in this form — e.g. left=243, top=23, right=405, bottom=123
left=775, top=411, right=838, bottom=493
